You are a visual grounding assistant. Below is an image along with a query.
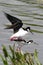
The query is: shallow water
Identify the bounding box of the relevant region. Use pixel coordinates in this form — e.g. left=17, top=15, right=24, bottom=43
left=0, top=0, right=43, bottom=64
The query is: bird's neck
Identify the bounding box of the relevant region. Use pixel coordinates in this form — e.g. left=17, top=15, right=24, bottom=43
left=22, top=27, right=27, bottom=31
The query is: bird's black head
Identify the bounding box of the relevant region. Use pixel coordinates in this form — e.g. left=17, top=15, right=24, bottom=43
left=22, top=27, right=33, bottom=34
left=26, top=27, right=30, bottom=31
left=26, top=27, right=33, bottom=34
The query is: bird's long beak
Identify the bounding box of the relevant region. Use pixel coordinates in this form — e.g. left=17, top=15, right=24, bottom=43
left=29, top=29, right=33, bottom=34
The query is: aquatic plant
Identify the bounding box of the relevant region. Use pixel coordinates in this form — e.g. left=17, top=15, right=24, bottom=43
left=0, top=45, right=42, bottom=65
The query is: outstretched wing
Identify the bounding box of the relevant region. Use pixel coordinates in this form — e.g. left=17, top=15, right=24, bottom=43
left=4, top=12, right=23, bottom=32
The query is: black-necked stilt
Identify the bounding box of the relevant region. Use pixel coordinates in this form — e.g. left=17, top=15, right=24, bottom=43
left=4, top=12, right=33, bottom=51
left=4, top=12, right=33, bottom=42
left=27, top=40, right=38, bottom=45
left=13, top=39, right=38, bottom=52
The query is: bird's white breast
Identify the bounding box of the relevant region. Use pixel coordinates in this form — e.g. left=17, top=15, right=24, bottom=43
left=10, top=28, right=28, bottom=38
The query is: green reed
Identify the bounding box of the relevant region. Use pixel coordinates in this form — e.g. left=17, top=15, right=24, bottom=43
left=0, top=45, right=42, bottom=65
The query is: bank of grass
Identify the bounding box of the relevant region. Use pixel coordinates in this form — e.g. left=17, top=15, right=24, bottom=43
left=0, top=45, right=42, bottom=65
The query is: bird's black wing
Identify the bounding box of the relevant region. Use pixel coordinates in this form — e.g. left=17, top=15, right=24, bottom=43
left=4, top=12, right=23, bottom=32
left=4, top=12, right=22, bottom=24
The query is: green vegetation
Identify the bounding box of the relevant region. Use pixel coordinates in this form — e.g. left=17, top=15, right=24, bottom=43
left=0, top=45, right=42, bottom=65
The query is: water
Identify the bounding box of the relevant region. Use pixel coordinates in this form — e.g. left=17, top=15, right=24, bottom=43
left=0, top=0, right=43, bottom=64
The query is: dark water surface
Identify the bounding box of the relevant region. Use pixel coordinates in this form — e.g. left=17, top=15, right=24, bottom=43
left=0, top=0, right=43, bottom=64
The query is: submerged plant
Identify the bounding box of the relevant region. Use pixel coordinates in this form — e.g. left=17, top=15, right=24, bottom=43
left=0, top=45, right=42, bottom=65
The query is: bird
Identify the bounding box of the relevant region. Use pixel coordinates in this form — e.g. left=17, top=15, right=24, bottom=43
left=4, top=12, right=33, bottom=42
left=4, top=12, right=33, bottom=51
left=27, top=40, right=38, bottom=45
left=12, top=39, right=38, bottom=52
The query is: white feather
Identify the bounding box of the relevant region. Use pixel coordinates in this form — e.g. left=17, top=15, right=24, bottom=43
left=10, top=28, right=28, bottom=39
